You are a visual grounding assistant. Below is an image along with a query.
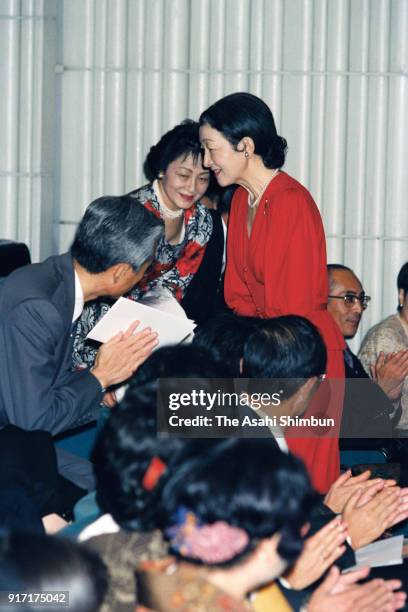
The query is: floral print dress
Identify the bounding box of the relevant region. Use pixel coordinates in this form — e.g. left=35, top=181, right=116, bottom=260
left=72, top=182, right=212, bottom=368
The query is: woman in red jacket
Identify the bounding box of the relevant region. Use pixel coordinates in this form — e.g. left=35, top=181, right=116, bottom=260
left=199, top=92, right=345, bottom=493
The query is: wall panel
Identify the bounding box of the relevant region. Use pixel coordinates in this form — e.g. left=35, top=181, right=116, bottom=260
left=2, top=0, right=407, bottom=354
left=0, top=0, right=57, bottom=261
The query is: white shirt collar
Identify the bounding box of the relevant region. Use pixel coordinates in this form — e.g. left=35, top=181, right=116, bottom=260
left=72, top=270, right=85, bottom=322
left=273, top=428, right=289, bottom=453
left=78, top=514, right=120, bottom=542
left=257, top=408, right=288, bottom=453
left=247, top=402, right=289, bottom=454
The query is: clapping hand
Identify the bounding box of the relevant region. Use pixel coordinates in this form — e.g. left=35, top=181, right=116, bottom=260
left=308, top=566, right=406, bottom=612
left=370, top=350, right=408, bottom=401
left=282, top=517, right=347, bottom=589
left=91, top=320, right=158, bottom=390
left=324, top=470, right=396, bottom=514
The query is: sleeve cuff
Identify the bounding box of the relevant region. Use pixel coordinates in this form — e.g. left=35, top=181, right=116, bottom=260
left=90, top=367, right=106, bottom=394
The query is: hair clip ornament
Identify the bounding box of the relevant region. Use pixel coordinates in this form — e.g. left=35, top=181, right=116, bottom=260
left=166, top=506, right=249, bottom=564
left=142, top=455, right=167, bottom=491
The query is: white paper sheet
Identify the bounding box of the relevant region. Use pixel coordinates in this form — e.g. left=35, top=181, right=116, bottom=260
left=343, top=535, right=404, bottom=572
left=86, top=295, right=196, bottom=347
left=138, top=288, right=189, bottom=320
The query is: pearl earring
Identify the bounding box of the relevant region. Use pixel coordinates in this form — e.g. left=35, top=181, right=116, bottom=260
left=244, top=151, right=249, bottom=158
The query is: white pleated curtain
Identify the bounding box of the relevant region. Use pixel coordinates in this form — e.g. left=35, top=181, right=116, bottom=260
left=1, top=0, right=407, bottom=350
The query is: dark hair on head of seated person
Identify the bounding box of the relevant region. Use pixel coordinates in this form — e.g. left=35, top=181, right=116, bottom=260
left=70, top=194, right=163, bottom=274
left=242, top=315, right=327, bottom=398
left=397, top=261, right=408, bottom=311
left=199, top=92, right=287, bottom=170
left=143, top=119, right=205, bottom=183
left=193, top=312, right=260, bottom=377
left=203, top=181, right=237, bottom=217
left=0, top=531, right=107, bottom=612
left=92, top=345, right=229, bottom=531
left=157, top=438, right=319, bottom=567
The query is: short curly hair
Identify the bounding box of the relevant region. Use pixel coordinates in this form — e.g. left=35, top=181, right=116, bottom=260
left=144, top=120, right=204, bottom=182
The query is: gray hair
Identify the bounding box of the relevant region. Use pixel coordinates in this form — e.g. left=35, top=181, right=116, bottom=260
left=71, top=195, right=164, bottom=273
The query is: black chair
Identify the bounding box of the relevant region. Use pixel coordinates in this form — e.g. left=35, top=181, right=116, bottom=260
left=0, top=240, right=31, bottom=278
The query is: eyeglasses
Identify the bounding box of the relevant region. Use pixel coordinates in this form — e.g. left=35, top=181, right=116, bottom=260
left=328, top=293, right=371, bottom=310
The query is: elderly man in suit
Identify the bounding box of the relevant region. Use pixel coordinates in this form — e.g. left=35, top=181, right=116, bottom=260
left=0, top=194, right=163, bottom=490
left=327, top=264, right=399, bottom=437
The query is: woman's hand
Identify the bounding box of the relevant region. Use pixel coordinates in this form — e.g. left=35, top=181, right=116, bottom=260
left=343, top=487, right=401, bottom=549
left=282, top=517, right=347, bottom=589
left=324, top=470, right=396, bottom=514
left=370, top=350, right=408, bottom=401
left=386, top=487, right=408, bottom=529
left=307, top=565, right=406, bottom=612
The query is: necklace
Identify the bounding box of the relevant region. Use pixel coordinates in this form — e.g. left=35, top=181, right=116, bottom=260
left=247, top=169, right=280, bottom=209
left=156, top=180, right=184, bottom=219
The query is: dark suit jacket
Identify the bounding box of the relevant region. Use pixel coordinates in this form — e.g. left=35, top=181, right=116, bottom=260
left=181, top=208, right=225, bottom=325
left=341, top=348, right=394, bottom=442
left=0, top=253, right=102, bottom=434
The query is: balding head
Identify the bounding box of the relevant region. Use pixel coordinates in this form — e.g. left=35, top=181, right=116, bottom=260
left=327, top=265, right=365, bottom=338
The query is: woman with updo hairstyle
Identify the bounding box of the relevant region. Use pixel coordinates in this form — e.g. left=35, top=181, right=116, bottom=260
left=81, top=346, right=229, bottom=612
left=135, top=442, right=406, bottom=612
left=136, top=439, right=319, bottom=611
left=130, top=119, right=213, bottom=304
left=73, top=120, right=217, bottom=367
left=199, top=93, right=346, bottom=494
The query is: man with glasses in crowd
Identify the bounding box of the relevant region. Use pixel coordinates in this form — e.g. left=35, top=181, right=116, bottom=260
left=327, top=264, right=407, bottom=399
left=327, top=264, right=401, bottom=443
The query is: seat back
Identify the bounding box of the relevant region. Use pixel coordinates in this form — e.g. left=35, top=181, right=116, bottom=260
left=0, top=240, right=31, bottom=277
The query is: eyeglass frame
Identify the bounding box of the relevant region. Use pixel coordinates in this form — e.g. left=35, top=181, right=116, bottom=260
left=328, top=293, right=371, bottom=309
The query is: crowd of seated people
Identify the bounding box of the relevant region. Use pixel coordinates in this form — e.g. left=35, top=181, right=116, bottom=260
left=1, top=319, right=407, bottom=609
left=0, top=92, right=408, bottom=610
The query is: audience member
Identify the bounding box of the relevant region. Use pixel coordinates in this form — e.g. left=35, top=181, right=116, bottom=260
left=193, top=312, right=259, bottom=376
left=0, top=426, right=85, bottom=533
left=327, top=264, right=397, bottom=441
left=81, top=346, right=228, bottom=612
left=241, top=316, right=408, bottom=606
left=74, top=120, right=220, bottom=365
left=181, top=183, right=233, bottom=326
left=0, top=531, right=108, bottom=612
left=136, top=439, right=404, bottom=612
left=137, top=439, right=318, bottom=610
left=359, top=262, right=408, bottom=430
left=242, top=315, right=327, bottom=450
left=191, top=183, right=237, bottom=321
left=0, top=195, right=162, bottom=490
